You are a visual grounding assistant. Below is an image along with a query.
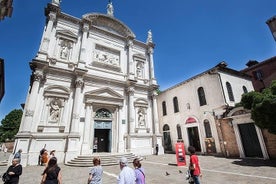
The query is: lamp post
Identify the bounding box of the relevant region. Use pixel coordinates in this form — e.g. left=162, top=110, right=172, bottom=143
left=266, top=15, right=276, bottom=41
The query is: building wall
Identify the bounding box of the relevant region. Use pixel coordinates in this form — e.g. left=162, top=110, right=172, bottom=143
left=157, top=65, right=255, bottom=156
left=262, top=129, right=276, bottom=159
left=14, top=2, right=162, bottom=166
left=241, top=56, right=276, bottom=92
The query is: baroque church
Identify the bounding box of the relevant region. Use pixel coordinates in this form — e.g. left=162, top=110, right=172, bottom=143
left=14, top=0, right=163, bottom=166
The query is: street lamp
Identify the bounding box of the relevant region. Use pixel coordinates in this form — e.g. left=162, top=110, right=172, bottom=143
left=266, top=15, right=276, bottom=41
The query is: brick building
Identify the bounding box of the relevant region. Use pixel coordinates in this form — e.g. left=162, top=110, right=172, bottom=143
left=241, top=56, right=276, bottom=92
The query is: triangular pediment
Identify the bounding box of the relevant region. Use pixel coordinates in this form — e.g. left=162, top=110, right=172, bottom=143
left=134, top=98, right=148, bottom=107
left=85, top=87, right=124, bottom=106
left=44, top=85, right=70, bottom=99
left=85, top=87, right=123, bottom=99
left=56, top=30, right=78, bottom=40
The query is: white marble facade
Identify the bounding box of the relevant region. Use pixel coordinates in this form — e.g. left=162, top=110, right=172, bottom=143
left=14, top=1, right=163, bottom=166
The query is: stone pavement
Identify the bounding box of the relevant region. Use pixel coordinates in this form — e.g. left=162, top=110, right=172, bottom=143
left=1, top=152, right=276, bottom=184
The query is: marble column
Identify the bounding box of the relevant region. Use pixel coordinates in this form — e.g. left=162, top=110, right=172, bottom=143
left=40, top=12, right=56, bottom=54
left=127, top=86, right=135, bottom=134
left=21, top=71, right=43, bottom=132
left=81, top=104, right=92, bottom=154
left=152, top=91, right=160, bottom=134
left=70, top=77, right=84, bottom=134
left=127, top=39, right=135, bottom=80
left=148, top=47, right=157, bottom=85
left=79, top=23, right=89, bottom=64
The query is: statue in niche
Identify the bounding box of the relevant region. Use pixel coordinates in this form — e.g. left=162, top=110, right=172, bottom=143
left=138, top=109, right=146, bottom=127
left=49, top=100, right=60, bottom=122
left=60, top=40, right=71, bottom=60
left=136, top=63, right=143, bottom=78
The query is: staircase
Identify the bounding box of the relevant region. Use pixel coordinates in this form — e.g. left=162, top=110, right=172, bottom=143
left=65, top=152, right=141, bottom=167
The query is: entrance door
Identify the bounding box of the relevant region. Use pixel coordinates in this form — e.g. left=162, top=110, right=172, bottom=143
left=94, top=129, right=110, bottom=152
left=187, top=127, right=201, bottom=152
left=238, top=123, right=263, bottom=158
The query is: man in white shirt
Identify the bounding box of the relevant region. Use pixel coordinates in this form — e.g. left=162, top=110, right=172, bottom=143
left=117, top=157, right=136, bottom=184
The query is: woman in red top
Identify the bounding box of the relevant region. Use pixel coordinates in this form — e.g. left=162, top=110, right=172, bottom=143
left=188, top=146, right=201, bottom=184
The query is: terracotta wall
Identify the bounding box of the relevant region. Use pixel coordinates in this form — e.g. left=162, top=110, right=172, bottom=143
left=262, top=129, right=276, bottom=159
left=216, top=119, right=240, bottom=157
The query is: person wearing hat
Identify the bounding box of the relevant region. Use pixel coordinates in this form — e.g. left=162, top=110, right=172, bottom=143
left=117, top=157, right=136, bottom=184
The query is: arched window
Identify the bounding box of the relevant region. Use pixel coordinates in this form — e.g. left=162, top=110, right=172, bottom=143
left=176, top=124, right=182, bottom=140
left=162, top=101, right=167, bottom=116
left=226, top=82, right=235, bottom=101
left=204, top=119, right=212, bottom=138
left=197, top=87, right=207, bottom=106
left=173, top=97, right=179, bottom=113
left=242, top=86, right=248, bottom=94
left=95, top=108, right=112, bottom=118
left=163, top=124, right=172, bottom=151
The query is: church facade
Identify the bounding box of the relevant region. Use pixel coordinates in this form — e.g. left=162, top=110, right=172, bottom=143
left=15, top=1, right=163, bottom=166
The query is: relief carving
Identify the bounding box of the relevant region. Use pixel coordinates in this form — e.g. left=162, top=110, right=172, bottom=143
left=93, top=49, right=119, bottom=66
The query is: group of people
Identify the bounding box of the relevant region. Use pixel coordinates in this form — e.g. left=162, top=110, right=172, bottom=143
left=87, top=156, right=145, bottom=184
left=2, top=148, right=60, bottom=184
left=3, top=146, right=201, bottom=184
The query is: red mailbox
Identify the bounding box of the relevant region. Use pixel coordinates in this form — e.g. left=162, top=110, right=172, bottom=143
left=175, top=142, right=186, bottom=166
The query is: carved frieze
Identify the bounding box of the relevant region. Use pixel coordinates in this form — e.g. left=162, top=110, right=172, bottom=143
left=91, top=44, right=121, bottom=72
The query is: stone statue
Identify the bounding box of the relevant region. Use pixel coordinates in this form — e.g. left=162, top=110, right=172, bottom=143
left=52, top=0, right=60, bottom=6
left=136, top=63, right=143, bottom=78
left=49, top=100, right=60, bottom=122
left=146, top=29, right=153, bottom=43
left=107, top=1, right=114, bottom=16
left=60, top=45, right=68, bottom=59
left=138, top=109, right=145, bottom=127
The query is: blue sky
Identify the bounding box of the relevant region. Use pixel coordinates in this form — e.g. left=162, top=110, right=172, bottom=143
left=0, top=0, right=275, bottom=121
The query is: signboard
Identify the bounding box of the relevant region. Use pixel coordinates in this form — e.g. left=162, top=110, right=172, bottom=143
left=175, top=142, right=186, bottom=166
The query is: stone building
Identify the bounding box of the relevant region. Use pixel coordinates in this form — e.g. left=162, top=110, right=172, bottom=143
left=156, top=62, right=270, bottom=159
left=14, top=0, right=163, bottom=166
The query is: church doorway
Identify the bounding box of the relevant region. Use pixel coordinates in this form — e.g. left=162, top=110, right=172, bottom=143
left=94, top=129, right=110, bottom=152
left=93, top=121, right=112, bottom=153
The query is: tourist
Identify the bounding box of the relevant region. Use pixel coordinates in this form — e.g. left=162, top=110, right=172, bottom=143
left=49, top=150, right=56, bottom=158
left=41, top=157, right=62, bottom=184
left=4, top=158, right=22, bottom=184
left=155, top=144, right=159, bottom=155
left=38, top=148, right=46, bottom=166
left=133, top=158, right=145, bottom=184
left=188, top=146, right=202, bottom=184
left=41, top=149, right=49, bottom=166
left=87, top=157, right=103, bottom=184
left=13, top=149, right=22, bottom=163
left=117, top=157, right=136, bottom=184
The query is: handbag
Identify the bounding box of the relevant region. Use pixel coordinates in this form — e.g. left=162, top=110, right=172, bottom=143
left=2, top=172, right=10, bottom=182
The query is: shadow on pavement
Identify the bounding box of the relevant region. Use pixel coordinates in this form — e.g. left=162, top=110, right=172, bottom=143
left=231, top=158, right=276, bottom=167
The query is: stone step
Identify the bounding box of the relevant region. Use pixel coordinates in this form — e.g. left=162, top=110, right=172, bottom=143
left=65, top=153, right=142, bottom=167
left=0, top=160, right=8, bottom=166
